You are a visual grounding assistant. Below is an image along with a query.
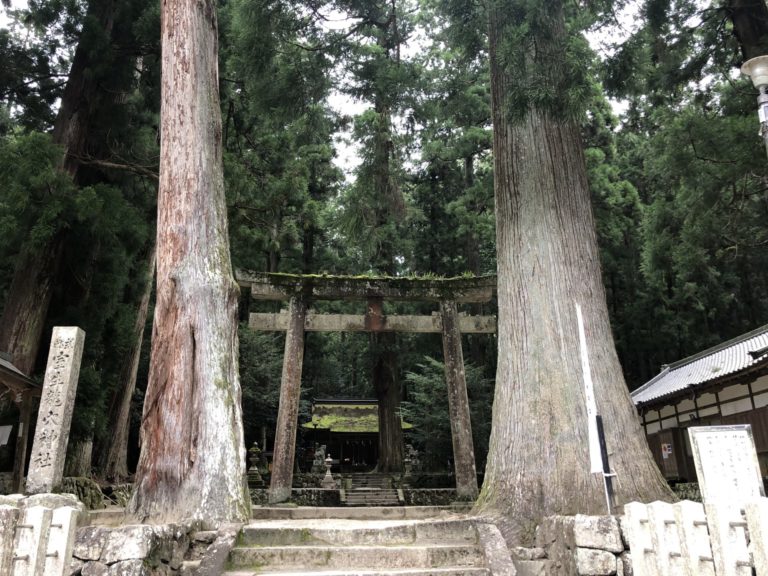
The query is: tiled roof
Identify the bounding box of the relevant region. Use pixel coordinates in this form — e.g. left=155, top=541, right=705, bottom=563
left=631, top=324, right=768, bottom=406
left=0, top=355, right=36, bottom=384
left=302, top=402, right=413, bottom=433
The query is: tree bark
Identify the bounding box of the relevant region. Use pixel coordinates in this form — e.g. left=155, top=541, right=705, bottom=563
left=65, top=437, right=94, bottom=477
left=440, top=300, right=478, bottom=499
left=0, top=241, right=64, bottom=375
left=728, top=0, right=768, bottom=61
left=269, top=296, right=307, bottom=503
left=476, top=0, right=672, bottom=543
left=372, top=332, right=403, bottom=473
left=98, top=245, right=156, bottom=481
left=127, top=0, right=250, bottom=523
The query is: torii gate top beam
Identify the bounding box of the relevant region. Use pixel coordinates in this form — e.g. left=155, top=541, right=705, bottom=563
left=236, top=271, right=497, bottom=303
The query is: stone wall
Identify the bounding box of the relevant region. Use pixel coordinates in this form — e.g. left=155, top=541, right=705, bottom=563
left=71, top=522, right=203, bottom=575
left=250, top=488, right=342, bottom=507
left=402, top=489, right=458, bottom=506
left=508, top=514, right=631, bottom=576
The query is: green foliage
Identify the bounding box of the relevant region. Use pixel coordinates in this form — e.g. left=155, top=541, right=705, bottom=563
left=239, top=326, right=284, bottom=443
left=402, top=356, right=493, bottom=472
left=489, top=0, right=601, bottom=122
left=0, top=132, right=75, bottom=254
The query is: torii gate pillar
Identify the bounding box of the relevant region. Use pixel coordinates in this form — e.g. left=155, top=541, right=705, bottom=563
left=268, top=296, right=307, bottom=503
left=440, top=300, right=479, bottom=499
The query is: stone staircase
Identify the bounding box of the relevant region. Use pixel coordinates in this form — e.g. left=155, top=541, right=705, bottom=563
left=344, top=473, right=402, bottom=507
left=222, top=513, right=491, bottom=576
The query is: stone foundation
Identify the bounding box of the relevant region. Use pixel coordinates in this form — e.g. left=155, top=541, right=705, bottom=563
left=71, top=522, right=202, bottom=575
left=250, top=488, right=342, bottom=506
left=508, top=514, right=631, bottom=576
left=402, top=489, right=458, bottom=506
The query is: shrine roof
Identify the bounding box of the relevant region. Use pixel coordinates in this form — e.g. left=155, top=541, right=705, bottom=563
left=632, top=323, right=768, bottom=407
left=0, top=353, right=39, bottom=396
left=303, top=400, right=413, bottom=433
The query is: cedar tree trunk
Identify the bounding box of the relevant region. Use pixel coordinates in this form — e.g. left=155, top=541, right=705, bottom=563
left=475, top=1, right=671, bottom=543
left=127, top=0, right=250, bottom=523
left=372, top=332, right=403, bottom=473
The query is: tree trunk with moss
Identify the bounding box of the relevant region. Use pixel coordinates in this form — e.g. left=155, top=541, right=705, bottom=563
left=269, top=296, right=307, bottom=503
left=475, top=0, right=672, bottom=543
left=127, top=0, right=249, bottom=523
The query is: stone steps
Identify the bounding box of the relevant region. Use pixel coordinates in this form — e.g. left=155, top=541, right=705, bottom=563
left=228, top=543, right=484, bottom=571
left=350, top=474, right=391, bottom=489
left=225, top=516, right=488, bottom=575
left=239, top=519, right=478, bottom=547
left=345, top=489, right=401, bottom=507
left=224, top=568, right=490, bottom=576
left=251, top=505, right=471, bottom=521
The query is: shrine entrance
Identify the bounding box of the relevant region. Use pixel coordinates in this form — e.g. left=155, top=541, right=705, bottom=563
left=303, top=398, right=413, bottom=473
left=237, top=272, right=497, bottom=504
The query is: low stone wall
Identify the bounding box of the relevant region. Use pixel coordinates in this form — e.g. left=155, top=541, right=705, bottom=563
left=72, top=522, right=201, bottom=575
left=250, top=488, right=342, bottom=507
left=402, top=489, right=458, bottom=506
left=524, top=514, right=630, bottom=576
left=402, top=473, right=455, bottom=489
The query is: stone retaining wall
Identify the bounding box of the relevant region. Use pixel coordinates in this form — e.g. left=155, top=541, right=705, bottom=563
left=72, top=522, right=203, bottom=575
left=250, top=488, right=342, bottom=506
left=520, top=514, right=631, bottom=576
left=402, top=489, right=458, bottom=506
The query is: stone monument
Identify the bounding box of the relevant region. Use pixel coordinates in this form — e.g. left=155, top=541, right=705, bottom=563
left=312, top=444, right=326, bottom=474
left=26, top=327, right=85, bottom=494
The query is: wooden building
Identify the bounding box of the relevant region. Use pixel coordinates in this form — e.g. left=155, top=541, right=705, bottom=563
left=302, top=399, right=412, bottom=472
left=631, top=324, right=768, bottom=482
left=0, top=352, right=40, bottom=492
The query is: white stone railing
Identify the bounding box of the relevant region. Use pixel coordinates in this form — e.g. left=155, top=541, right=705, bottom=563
left=0, top=494, right=83, bottom=576
left=625, top=498, right=768, bottom=575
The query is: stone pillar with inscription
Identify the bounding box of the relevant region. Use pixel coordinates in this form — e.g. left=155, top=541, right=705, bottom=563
left=26, top=327, right=85, bottom=494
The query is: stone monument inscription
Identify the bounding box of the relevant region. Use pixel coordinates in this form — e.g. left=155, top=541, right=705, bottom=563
left=688, top=425, right=764, bottom=506
left=26, top=327, right=85, bottom=494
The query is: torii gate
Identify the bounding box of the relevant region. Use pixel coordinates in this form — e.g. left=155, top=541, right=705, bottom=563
left=236, top=272, right=497, bottom=503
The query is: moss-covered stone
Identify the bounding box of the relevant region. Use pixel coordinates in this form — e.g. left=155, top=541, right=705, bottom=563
left=55, top=477, right=105, bottom=510
left=250, top=488, right=342, bottom=507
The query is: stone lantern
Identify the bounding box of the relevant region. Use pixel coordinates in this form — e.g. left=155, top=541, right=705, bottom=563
left=321, top=453, right=335, bottom=489
left=248, top=441, right=264, bottom=488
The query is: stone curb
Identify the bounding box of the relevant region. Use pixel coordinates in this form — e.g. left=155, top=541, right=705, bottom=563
left=476, top=522, right=517, bottom=576
left=194, top=522, right=243, bottom=576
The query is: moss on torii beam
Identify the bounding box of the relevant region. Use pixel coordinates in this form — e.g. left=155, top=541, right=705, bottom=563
left=236, top=271, right=497, bottom=303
